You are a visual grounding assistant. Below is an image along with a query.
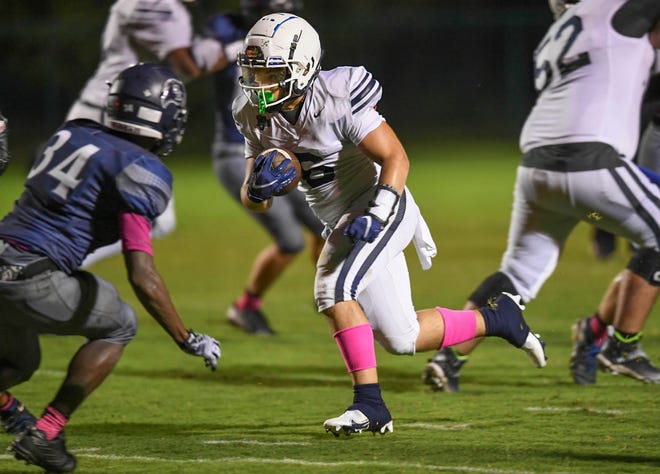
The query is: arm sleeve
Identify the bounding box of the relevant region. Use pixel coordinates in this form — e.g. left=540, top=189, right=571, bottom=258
left=612, top=0, right=660, bottom=38
left=120, top=212, right=153, bottom=255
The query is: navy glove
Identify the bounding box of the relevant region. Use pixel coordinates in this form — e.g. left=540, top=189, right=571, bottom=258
left=180, top=330, right=221, bottom=371
left=344, top=215, right=384, bottom=243
left=344, top=185, right=400, bottom=243
left=246, top=149, right=297, bottom=203
left=0, top=111, right=10, bottom=176
left=637, top=164, right=660, bottom=187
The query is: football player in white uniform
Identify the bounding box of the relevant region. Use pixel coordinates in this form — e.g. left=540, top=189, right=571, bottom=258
left=233, top=13, right=547, bottom=436
left=423, top=0, right=660, bottom=392
left=204, top=0, right=324, bottom=336
left=67, top=0, right=241, bottom=268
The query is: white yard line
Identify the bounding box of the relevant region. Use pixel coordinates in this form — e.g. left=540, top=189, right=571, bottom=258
left=525, top=406, right=628, bottom=415
left=400, top=422, right=472, bottom=430
left=203, top=439, right=312, bottom=446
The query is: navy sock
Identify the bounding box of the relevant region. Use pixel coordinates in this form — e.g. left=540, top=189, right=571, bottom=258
left=480, top=305, right=502, bottom=338
left=352, top=383, right=384, bottom=406
left=479, top=295, right=527, bottom=347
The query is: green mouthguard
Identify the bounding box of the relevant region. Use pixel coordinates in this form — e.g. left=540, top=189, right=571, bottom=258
left=258, top=90, right=274, bottom=114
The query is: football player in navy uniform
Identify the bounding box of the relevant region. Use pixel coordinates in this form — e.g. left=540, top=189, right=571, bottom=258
left=423, top=0, right=660, bottom=393
left=0, top=63, right=220, bottom=473
left=204, top=0, right=324, bottom=335
left=68, top=0, right=239, bottom=269
left=233, top=14, right=547, bottom=436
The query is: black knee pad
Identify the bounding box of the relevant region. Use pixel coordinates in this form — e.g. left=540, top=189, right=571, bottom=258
left=627, top=248, right=660, bottom=286
left=468, top=271, right=520, bottom=306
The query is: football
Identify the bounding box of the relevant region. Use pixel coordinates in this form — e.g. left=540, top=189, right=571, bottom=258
left=266, top=147, right=301, bottom=196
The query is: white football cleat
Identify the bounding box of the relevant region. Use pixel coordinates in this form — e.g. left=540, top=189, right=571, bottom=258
left=522, top=332, right=547, bottom=368
left=323, top=408, right=393, bottom=437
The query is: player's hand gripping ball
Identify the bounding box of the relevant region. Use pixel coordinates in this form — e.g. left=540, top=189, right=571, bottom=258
left=268, top=148, right=301, bottom=196
left=247, top=148, right=301, bottom=202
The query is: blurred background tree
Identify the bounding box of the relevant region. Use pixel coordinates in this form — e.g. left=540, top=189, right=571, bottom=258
left=0, top=0, right=550, bottom=165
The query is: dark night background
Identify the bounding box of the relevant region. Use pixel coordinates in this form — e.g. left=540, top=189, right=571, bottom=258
left=0, top=1, right=553, bottom=163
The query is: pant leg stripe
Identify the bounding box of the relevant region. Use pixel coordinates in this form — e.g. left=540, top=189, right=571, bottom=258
left=610, top=166, right=660, bottom=248
left=334, top=192, right=408, bottom=303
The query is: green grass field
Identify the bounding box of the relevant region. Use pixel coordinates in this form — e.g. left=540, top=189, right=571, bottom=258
left=0, top=140, right=658, bottom=474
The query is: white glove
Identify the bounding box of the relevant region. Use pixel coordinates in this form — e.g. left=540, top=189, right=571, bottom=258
left=190, top=36, right=223, bottom=73
left=180, top=330, right=221, bottom=371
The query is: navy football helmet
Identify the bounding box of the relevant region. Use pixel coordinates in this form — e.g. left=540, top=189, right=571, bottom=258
left=104, top=63, right=188, bottom=157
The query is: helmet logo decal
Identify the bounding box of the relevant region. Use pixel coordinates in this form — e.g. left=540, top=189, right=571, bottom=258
left=160, top=78, right=186, bottom=109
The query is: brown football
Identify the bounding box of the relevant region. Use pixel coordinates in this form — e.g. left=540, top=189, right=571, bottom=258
left=267, top=148, right=301, bottom=196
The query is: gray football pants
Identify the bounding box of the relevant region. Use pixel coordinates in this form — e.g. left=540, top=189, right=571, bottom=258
left=0, top=269, right=138, bottom=386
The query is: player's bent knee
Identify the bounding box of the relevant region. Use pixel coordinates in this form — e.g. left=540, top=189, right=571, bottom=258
left=276, top=234, right=306, bottom=254
left=468, top=271, right=520, bottom=307
left=375, top=333, right=417, bottom=355
left=103, top=303, right=139, bottom=345
left=627, top=248, right=660, bottom=285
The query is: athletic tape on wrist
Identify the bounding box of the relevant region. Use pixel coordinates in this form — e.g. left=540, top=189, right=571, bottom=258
left=368, top=184, right=400, bottom=224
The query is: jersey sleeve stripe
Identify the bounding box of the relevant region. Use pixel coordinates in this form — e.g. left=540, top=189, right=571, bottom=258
left=351, top=78, right=381, bottom=114
left=116, top=163, right=172, bottom=216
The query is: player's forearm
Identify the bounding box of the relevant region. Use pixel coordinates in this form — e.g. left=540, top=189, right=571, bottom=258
left=240, top=184, right=273, bottom=212
left=377, top=155, right=409, bottom=195
left=132, top=278, right=189, bottom=344
left=125, top=252, right=189, bottom=344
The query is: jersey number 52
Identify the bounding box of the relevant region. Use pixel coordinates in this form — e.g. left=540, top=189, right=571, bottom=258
left=533, top=15, right=591, bottom=93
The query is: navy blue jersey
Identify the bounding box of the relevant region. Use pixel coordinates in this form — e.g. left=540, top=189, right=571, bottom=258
left=207, top=12, right=246, bottom=145
left=0, top=120, right=172, bottom=273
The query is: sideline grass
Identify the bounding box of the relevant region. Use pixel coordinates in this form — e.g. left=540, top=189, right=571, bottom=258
left=0, top=141, right=658, bottom=474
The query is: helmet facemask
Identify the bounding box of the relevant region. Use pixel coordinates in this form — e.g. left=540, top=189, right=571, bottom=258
left=237, top=14, right=322, bottom=115
left=239, top=63, right=303, bottom=114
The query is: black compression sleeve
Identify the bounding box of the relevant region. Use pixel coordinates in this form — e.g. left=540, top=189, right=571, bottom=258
left=612, top=0, right=660, bottom=38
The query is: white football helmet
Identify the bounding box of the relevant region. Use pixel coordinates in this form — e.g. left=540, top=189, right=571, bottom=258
left=548, top=0, right=580, bottom=20
left=238, top=13, right=322, bottom=113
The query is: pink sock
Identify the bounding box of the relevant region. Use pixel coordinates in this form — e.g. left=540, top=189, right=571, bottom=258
left=436, top=307, right=478, bottom=348
left=333, top=324, right=377, bottom=373
left=35, top=406, right=68, bottom=440
left=589, top=315, right=608, bottom=346
left=1, top=394, right=15, bottom=411
left=236, top=291, right=261, bottom=311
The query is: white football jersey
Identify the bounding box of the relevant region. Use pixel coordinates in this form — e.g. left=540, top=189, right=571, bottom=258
left=68, top=0, right=193, bottom=120
left=233, top=66, right=385, bottom=229
left=519, top=0, right=655, bottom=160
